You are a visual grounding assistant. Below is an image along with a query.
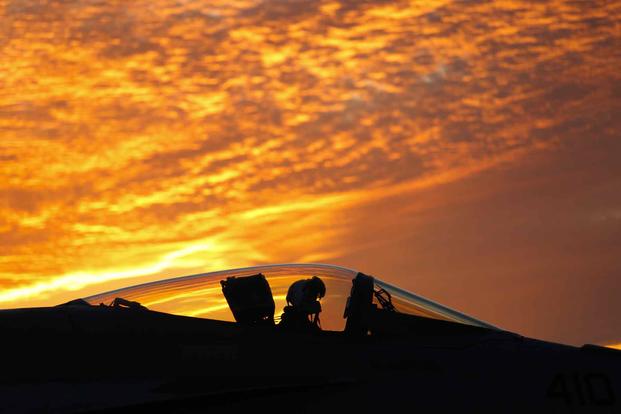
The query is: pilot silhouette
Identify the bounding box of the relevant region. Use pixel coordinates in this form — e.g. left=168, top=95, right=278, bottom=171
left=279, top=276, right=326, bottom=331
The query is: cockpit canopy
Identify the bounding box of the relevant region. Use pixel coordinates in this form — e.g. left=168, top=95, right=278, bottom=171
left=84, top=263, right=497, bottom=331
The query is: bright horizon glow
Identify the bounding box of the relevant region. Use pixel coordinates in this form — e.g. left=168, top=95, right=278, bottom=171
left=0, top=158, right=519, bottom=308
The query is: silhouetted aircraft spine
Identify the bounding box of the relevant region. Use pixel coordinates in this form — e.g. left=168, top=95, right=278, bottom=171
left=0, top=263, right=618, bottom=413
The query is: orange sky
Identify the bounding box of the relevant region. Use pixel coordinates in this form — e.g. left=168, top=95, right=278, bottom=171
left=0, top=0, right=620, bottom=346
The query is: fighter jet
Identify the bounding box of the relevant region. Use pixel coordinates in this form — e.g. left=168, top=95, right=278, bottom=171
left=0, top=263, right=618, bottom=413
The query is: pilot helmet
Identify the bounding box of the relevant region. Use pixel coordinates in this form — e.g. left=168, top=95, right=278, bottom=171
left=309, top=276, right=326, bottom=299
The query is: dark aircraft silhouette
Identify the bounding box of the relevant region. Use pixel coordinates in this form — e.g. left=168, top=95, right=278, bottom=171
left=0, top=263, right=619, bottom=413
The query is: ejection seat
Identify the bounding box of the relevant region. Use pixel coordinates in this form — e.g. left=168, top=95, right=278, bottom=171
left=343, top=273, right=376, bottom=336
left=344, top=272, right=398, bottom=336
left=221, top=273, right=275, bottom=326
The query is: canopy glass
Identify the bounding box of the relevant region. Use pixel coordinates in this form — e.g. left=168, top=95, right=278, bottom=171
left=85, top=263, right=497, bottom=331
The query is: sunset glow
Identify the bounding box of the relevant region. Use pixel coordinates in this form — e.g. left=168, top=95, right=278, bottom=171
left=1, top=0, right=620, bottom=345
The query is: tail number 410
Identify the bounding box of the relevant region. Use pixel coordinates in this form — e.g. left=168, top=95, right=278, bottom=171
left=547, top=373, right=615, bottom=406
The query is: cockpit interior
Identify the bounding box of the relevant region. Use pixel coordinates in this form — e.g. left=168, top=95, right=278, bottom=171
left=84, top=264, right=498, bottom=335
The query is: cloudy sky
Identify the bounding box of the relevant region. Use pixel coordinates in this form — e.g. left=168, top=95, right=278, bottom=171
left=0, top=0, right=619, bottom=346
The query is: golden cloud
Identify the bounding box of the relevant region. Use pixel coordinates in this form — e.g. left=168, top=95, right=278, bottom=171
left=0, top=0, right=619, bottom=307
